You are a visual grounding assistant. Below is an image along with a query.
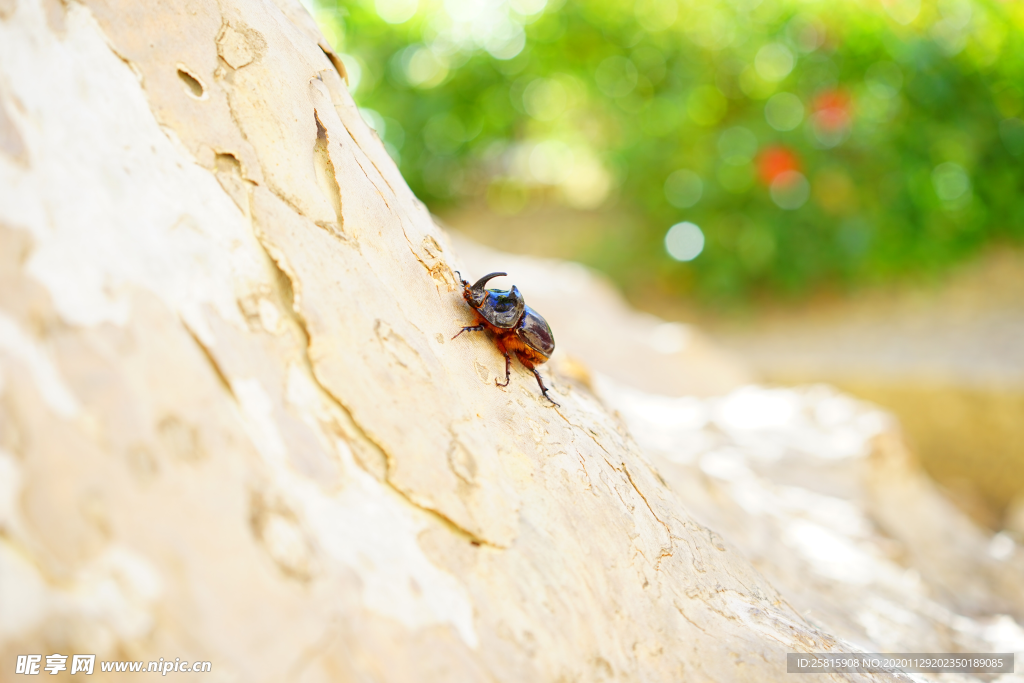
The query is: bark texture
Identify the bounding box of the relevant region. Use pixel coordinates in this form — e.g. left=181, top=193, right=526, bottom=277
left=0, top=1, right=1021, bottom=681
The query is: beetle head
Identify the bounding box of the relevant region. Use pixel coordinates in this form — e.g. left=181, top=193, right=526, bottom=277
left=464, top=272, right=506, bottom=308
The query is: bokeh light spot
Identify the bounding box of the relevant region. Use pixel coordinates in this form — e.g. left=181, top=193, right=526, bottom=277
left=664, top=170, right=703, bottom=208
left=811, top=90, right=851, bottom=129
left=376, top=0, right=418, bottom=24
left=755, top=43, right=795, bottom=82
left=931, top=14, right=968, bottom=56
left=808, top=89, right=851, bottom=148
left=689, top=7, right=738, bottom=49
left=485, top=23, right=526, bottom=60
left=718, top=127, right=758, bottom=165
left=770, top=170, right=810, bottom=210
left=757, top=145, right=801, bottom=185
left=595, top=56, right=638, bottom=98
left=402, top=46, right=449, bottom=88
left=787, top=16, right=825, bottom=53
left=528, top=140, right=574, bottom=184
left=938, top=0, right=972, bottom=29
left=359, top=108, right=386, bottom=137
left=765, top=92, right=804, bottom=131
left=665, top=222, right=706, bottom=261
left=635, top=0, right=678, bottom=33
left=739, top=66, right=776, bottom=100
left=523, top=78, right=568, bottom=121
left=509, top=0, right=547, bottom=17
left=560, top=149, right=613, bottom=209
left=932, top=162, right=971, bottom=205
left=882, top=0, right=921, bottom=25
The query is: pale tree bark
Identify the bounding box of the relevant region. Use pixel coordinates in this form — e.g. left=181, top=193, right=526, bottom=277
left=0, top=1, right=1022, bottom=682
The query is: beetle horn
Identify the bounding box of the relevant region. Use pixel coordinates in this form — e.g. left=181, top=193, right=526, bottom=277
left=471, top=272, right=507, bottom=290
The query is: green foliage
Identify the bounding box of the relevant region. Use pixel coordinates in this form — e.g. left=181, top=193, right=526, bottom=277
left=311, top=0, right=1024, bottom=302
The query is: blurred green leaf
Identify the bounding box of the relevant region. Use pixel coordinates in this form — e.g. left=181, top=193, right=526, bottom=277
left=309, top=0, right=1024, bottom=303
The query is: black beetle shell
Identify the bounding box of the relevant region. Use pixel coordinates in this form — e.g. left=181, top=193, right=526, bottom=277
left=477, top=285, right=526, bottom=329
left=516, top=306, right=555, bottom=358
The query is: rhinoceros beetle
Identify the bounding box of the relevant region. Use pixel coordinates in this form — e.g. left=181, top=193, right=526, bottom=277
left=452, top=271, right=558, bottom=406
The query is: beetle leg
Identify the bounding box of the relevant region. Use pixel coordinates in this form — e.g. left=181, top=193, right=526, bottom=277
left=494, top=341, right=511, bottom=387
left=530, top=367, right=559, bottom=407
left=452, top=324, right=485, bottom=340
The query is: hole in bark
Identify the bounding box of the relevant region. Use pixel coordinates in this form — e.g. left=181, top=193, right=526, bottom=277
left=215, top=152, right=241, bottom=176
left=312, top=110, right=344, bottom=233
left=177, top=68, right=205, bottom=98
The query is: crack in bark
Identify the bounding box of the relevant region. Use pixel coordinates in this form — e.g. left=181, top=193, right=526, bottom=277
left=557, top=408, right=613, bottom=459
left=263, top=255, right=497, bottom=548
left=622, top=463, right=674, bottom=564
left=336, top=114, right=399, bottom=202
left=575, top=452, right=593, bottom=491
left=94, top=22, right=144, bottom=85
left=184, top=29, right=499, bottom=546
left=182, top=320, right=236, bottom=401
left=247, top=205, right=499, bottom=548
left=675, top=602, right=710, bottom=635
left=622, top=464, right=670, bottom=536
left=366, top=155, right=399, bottom=203
left=559, top=406, right=673, bottom=565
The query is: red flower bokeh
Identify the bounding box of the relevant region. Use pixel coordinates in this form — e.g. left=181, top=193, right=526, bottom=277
left=757, top=145, right=801, bottom=185
left=812, top=89, right=852, bottom=131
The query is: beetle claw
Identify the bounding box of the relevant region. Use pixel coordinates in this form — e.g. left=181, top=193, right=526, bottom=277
left=530, top=367, right=559, bottom=407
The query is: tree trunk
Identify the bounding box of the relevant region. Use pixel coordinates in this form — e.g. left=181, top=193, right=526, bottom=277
left=1, top=1, right=1021, bottom=681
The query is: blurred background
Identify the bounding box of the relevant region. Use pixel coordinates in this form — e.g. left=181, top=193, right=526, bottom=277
left=303, top=0, right=1024, bottom=531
